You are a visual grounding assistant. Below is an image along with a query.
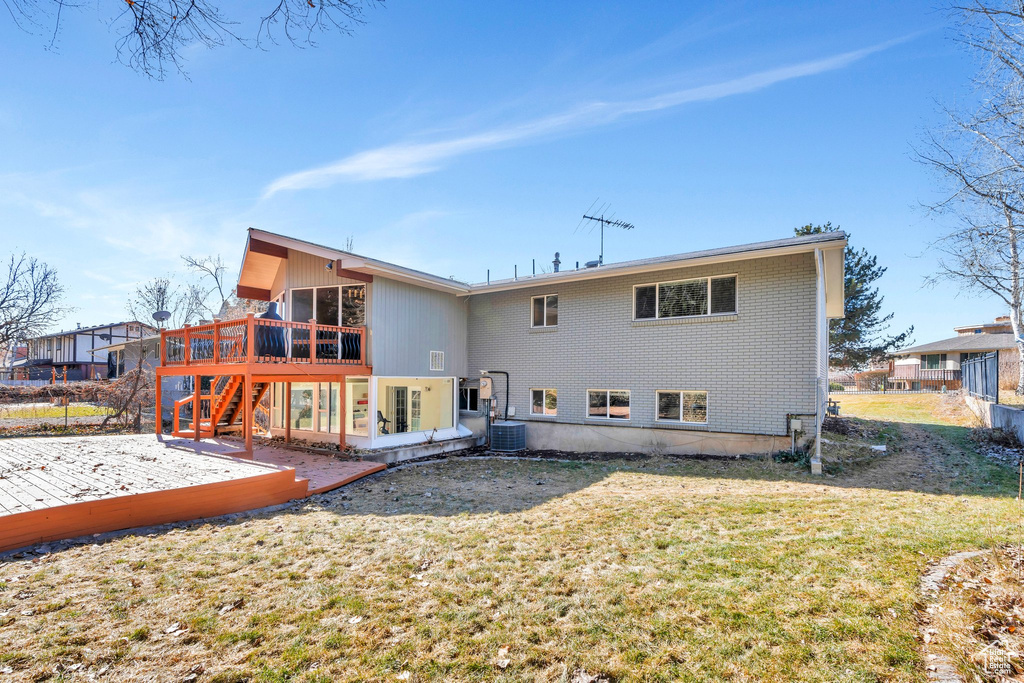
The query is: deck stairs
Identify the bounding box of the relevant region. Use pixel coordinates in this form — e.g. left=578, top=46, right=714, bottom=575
left=172, top=376, right=269, bottom=439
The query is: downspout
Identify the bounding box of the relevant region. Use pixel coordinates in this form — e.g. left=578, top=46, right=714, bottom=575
left=812, top=248, right=825, bottom=476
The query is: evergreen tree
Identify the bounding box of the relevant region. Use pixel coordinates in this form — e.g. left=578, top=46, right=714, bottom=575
left=795, top=223, right=913, bottom=368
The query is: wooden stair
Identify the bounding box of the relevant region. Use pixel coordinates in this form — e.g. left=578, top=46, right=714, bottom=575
left=173, top=376, right=270, bottom=439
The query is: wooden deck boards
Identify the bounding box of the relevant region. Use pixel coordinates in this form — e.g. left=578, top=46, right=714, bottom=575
left=0, top=435, right=385, bottom=552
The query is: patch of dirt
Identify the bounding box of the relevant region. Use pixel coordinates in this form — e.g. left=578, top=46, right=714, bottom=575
left=972, top=429, right=1024, bottom=467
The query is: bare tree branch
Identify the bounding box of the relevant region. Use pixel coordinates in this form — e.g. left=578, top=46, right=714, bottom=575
left=0, top=252, right=68, bottom=359
left=4, top=0, right=382, bottom=79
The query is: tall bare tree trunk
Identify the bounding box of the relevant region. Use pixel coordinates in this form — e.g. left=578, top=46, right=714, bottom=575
left=1011, top=223, right=1024, bottom=394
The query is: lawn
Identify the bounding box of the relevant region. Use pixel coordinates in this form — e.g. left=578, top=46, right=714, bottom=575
left=0, top=403, right=110, bottom=420
left=833, top=392, right=980, bottom=427
left=0, top=397, right=1020, bottom=682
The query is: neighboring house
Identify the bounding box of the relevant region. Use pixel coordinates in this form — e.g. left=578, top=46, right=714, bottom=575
left=16, top=321, right=156, bottom=381
left=889, top=316, right=1019, bottom=390
left=156, top=228, right=846, bottom=472
left=1, top=345, right=28, bottom=380
left=94, top=334, right=190, bottom=417
left=954, top=316, right=1013, bottom=336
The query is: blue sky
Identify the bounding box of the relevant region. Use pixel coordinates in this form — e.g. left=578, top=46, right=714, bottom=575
left=0, top=0, right=1000, bottom=343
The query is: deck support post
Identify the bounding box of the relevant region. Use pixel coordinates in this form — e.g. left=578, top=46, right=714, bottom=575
left=154, top=375, right=162, bottom=435
left=284, top=382, right=291, bottom=443
left=192, top=374, right=201, bottom=442
left=244, top=372, right=253, bottom=455
left=338, top=378, right=346, bottom=452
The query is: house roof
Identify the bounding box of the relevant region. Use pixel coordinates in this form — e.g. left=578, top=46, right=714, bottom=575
left=27, top=321, right=156, bottom=341
left=89, top=334, right=162, bottom=355
left=468, top=230, right=845, bottom=301
left=894, top=334, right=1019, bottom=355
left=952, top=322, right=1012, bottom=332
left=238, top=228, right=847, bottom=316
left=238, top=228, right=472, bottom=296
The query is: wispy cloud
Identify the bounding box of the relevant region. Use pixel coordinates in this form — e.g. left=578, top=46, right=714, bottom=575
left=263, top=36, right=911, bottom=197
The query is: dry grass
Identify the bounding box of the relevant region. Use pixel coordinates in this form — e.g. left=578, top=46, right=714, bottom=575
left=930, top=545, right=1024, bottom=681
left=999, top=390, right=1024, bottom=408
left=0, top=403, right=110, bottom=420
left=834, top=393, right=982, bottom=428
left=0, top=397, right=1021, bottom=682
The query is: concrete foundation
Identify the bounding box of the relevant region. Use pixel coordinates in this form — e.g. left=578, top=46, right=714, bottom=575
left=519, top=419, right=796, bottom=457
left=359, top=435, right=484, bottom=465
left=965, top=395, right=1024, bottom=439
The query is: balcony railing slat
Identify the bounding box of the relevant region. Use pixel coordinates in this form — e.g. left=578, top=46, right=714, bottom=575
left=161, top=316, right=365, bottom=368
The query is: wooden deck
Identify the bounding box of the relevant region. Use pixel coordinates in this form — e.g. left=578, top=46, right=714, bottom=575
left=0, top=434, right=384, bottom=552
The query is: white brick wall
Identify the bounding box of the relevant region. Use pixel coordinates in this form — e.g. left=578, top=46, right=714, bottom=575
left=467, top=252, right=818, bottom=437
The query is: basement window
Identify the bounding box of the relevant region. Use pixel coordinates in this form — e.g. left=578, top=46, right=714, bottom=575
left=459, top=386, right=479, bottom=412
left=656, top=390, right=708, bottom=424
left=634, top=275, right=736, bottom=320
left=530, top=388, right=557, bottom=416
left=531, top=294, right=558, bottom=327
left=587, top=389, right=630, bottom=420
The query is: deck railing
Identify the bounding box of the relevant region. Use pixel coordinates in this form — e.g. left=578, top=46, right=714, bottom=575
left=161, top=313, right=366, bottom=368
left=888, top=367, right=962, bottom=382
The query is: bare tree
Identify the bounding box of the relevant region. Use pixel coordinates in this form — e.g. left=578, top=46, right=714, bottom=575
left=920, top=1, right=1024, bottom=393
left=183, top=253, right=267, bottom=319
left=3, top=0, right=382, bottom=80
left=0, top=252, right=67, bottom=357
left=126, top=276, right=205, bottom=329
left=183, top=254, right=231, bottom=318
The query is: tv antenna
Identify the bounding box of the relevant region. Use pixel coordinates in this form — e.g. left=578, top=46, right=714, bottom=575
left=581, top=208, right=635, bottom=265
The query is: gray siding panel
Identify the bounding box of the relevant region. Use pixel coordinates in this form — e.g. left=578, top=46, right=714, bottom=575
left=467, top=253, right=818, bottom=437
left=370, top=276, right=468, bottom=377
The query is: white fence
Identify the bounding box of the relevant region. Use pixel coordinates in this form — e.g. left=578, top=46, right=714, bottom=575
left=0, top=379, right=51, bottom=387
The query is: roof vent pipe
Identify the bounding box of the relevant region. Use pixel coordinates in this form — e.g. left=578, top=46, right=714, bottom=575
left=553, top=252, right=561, bottom=273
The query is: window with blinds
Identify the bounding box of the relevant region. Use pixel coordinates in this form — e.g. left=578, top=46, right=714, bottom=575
left=634, top=275, right=736, bottom=320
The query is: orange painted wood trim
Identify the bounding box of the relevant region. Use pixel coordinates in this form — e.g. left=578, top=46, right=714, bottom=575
left=285, top=382, right=291, bottom=443
left=335, top=264, right=373, bottom=283
left=249, top=237, right=289, bottom=259
left=193, top=375, right=201, bottom=443
left=236, top=285, right=272, bottom=302
left=154, top=377, right=162, bottom=435
left=157, top=364, right=371, bottom=379
left=0, top=468, right=306, bottom=553
left=243, top=373, right=253, bottom=454
left=307, top=463, right=385, bottom=496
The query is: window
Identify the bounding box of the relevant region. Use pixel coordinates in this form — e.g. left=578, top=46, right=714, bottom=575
left=377, top=377, right=455, bottom=436
left=587, top=390, right=630, bottom=420
left=317, top=383, right=341, bottom=434
left=316, top=287, right=340, bottom=326
left=341, top=285, right=365, bottom=326
left=657, top=390, right=708, bottom=424
left=459, top=386, right=479, bottom=412
left=291, top=288, right=314, bottom=323
left=347, top=378, right=369, bottom=436
left=921, top=353, right=946, bottom=370
left=430, top=350, right=444, bottom=371
left=634, top=275, right=737, bottom=320
left=290, top=285, right=365, bottom=326
left=531, top=294, right=558, bottom=327
left=531, top=388, right=557, bottom=416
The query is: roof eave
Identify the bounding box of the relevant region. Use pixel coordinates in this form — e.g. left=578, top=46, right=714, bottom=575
left=242, top=228, right=472, bottom=295
left=465, top=236, right=847, bottom=295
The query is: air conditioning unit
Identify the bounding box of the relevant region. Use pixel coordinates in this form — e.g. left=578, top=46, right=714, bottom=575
left=490, top=421, right=526, bottom=452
